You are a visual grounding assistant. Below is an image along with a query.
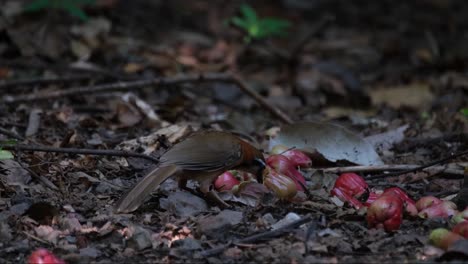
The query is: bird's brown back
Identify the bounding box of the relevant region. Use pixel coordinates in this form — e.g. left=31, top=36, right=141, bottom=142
left=159, top=131, right=244, bottom=171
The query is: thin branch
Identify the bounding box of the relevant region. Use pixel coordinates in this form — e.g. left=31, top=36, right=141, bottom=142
left=2, top=73, right=293, bottom=124
left=321, top=164, right=464, bottom=176
left=366, top=150, right=468, bottom=180
left=0, top=144, right=159, bottom=163
left=289, top=15, right=335, bottom=60
left=0, top=74, right=92, bottom=90
left=199, top=214, right=312, bottom=257
left=228, top=75, right=294, bottom=124
left=0, top=127, right=25, bottom=141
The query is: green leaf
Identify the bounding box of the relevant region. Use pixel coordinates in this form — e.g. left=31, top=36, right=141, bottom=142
left=23, top=0, right=51, bottom=12
left=231, top=17, right=249, bottom=30
left=240, top=4, right=258, bottom=25
left=0, top=150, right=13, bottom=160
left=461, top=108, right=468, bottom=117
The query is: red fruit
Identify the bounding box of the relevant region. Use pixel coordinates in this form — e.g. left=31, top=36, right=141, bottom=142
left=266, top=155, right=306, bottom=191
left=263, top=167, right=297, bottom=199
left=271, top=145, right=312, bottom=168
left=28, top=248, right=65, bottom=264
left=418, top=201, right=458, bottom=219
left=382, top=187, right=418, bottom=216
left=364, top=191, right=382, bottom=207
left=452, top=221, right=468, bottom=238
left=214, top=171, right=240, bottom=191
left=331, top=186, right=365, bottom=209
left=415, top=196, right=442, bottom=211
left=366, top=193, right=404, bottom=232
left=330, top=173, right=368, bottom=209
left=429, top=228, right=464, bottom=250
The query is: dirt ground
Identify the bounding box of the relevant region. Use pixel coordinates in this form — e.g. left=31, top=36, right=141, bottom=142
left=0, top=0, right=467, bottom=263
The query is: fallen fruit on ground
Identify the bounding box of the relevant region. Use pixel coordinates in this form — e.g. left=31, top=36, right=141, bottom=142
left=266, top=154, right=306, bottom=191
left=429, top=228, right=465, bottom=250
left=382, top=187, right=418, bottom=216
left=451, top=208, right=468, bottom=225
left=452, top=221, right=468, bottom=238
left=27, top=248, right=65, bottom=264
left=263, top=167, right=297, bottom=199
left=415, top=196, right=442, bottom=211
left=270, top=145, right=312, bottom=168
left=418, top=201, right=458, bottom=219
left=366, top=192, right=404, bottom=232
left=331, top=173, right=368, bottom=209
left=214, top=171, right=240, bottom=191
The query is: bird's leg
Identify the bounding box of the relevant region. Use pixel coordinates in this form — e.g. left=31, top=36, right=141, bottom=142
left=200, top=181, right=231, bottom=208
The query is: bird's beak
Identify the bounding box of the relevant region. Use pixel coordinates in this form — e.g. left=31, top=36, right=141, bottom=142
left=255, top=158, right=266, bottom=184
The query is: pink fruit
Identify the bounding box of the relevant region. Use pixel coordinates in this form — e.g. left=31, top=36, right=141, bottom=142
left=267, top=155, right=306, bottom=191
left=366, top=192, right=404, bottom=232
left=382, top=187, right=417, bottom=216
left=27, top=248, right=65, bottom=264
left=418, top=201, right=458, bottom=219
left=330, top=173, right=368, bottom=209
left=214, top=171, right=240, bottom=191
left=415, top=196, right=442, bottom=211
left=263, top=167, right=297, bottom=199
left=452, top=221, right=468, bottom=238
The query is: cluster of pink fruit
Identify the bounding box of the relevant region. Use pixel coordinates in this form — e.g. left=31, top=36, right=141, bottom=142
left=27, top=248, right=64, bottom=264
left=214, top=145, right=311, bottom=199
left=330, top=172, right=467, bottom=237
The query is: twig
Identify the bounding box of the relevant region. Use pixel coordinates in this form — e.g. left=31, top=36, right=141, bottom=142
left=0, top=127, right=25, bottom=141
left=199, top=214, right=312, bottom=257
left=321, top=164, right=464, bottom=176
left=18, top=161, right=59, bottom=191
left=2, top=73, right=293, bottom=124
left=0, top=74, right=91, bottom=90
left=367, top=150, right=468, bottom=180
left=289, top=15, right=335, bottom=60
left=228, top=75, right=293, bottom=124
left=22, top=231, right=53, bottom=246
left=0, top=144, right=159, bottom=163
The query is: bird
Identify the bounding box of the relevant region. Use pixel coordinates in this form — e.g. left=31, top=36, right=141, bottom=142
left=115, top=131, right=266, bottom=213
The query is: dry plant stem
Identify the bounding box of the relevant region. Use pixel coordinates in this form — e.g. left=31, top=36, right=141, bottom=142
left=199, top=214, right=312, bottom=257
left=367, top=149, right=468, bottom=180
left=0, top=127, right=25, bottom=141
left=1, top=73, right=293, bottom=125
left=0, top=144, right=159, bottom=163
left=289, top=15, right=335, bottom=60
left=322, top=164, right=464, bottom=176
left=0, top=74, right=91, bottom=90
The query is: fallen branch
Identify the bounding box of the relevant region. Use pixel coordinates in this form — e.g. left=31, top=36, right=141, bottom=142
left=367, top=149, right=468, bottom=180
left=0, top=144, right=159, bottom=163
left=321, top=164, right=464, bottom=177
left=199, top=214, right=312, bottom=257
left=2, top=73, right=293, bottom=124
left=0, top=74, right=91, bottom=90
left=0, top=127, right=25, bottom=141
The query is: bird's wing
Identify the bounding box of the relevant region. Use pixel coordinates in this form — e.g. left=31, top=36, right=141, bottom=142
left=115, top=165, right=178, bottom=213
left=160, top=131, right=242, bottom=171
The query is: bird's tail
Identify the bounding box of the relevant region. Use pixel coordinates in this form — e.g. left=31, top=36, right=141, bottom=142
left=115, top=165, right=178, bottom=213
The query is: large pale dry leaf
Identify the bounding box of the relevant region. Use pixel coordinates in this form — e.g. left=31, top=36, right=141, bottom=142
left=369, top=82, right=434, bottom=109
left=269, top=122, right=383, bottom=165
left=365, top=125, right=409, bottom=152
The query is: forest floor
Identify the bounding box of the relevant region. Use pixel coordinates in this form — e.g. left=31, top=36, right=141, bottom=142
left=0, top=0, right=467, bottom=263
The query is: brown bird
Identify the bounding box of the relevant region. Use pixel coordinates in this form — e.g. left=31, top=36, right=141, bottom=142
left=115, top=131, right=266, bottom=213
